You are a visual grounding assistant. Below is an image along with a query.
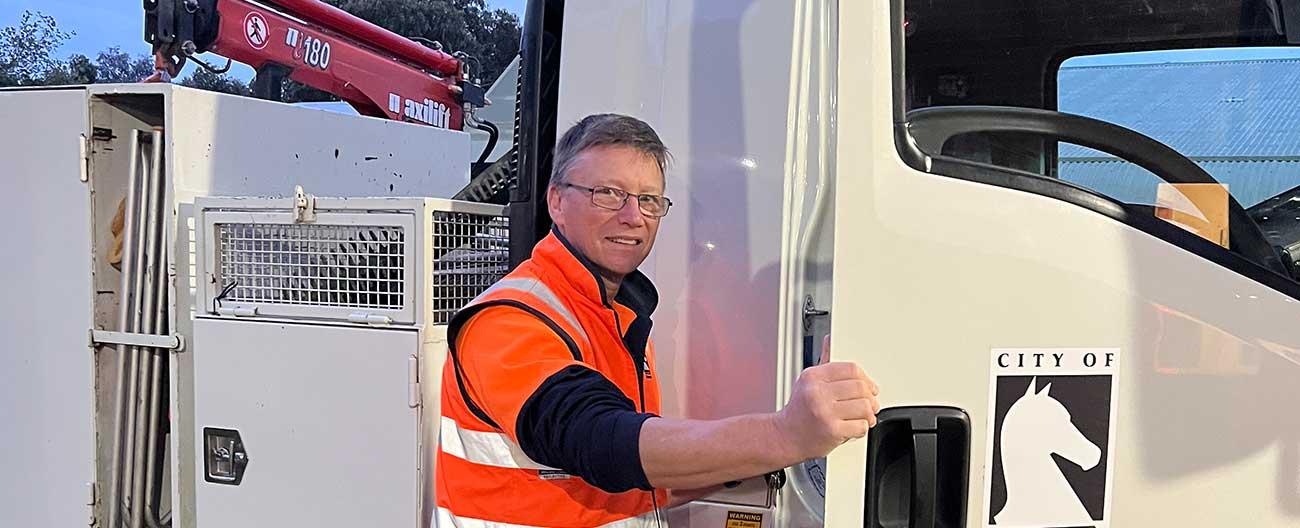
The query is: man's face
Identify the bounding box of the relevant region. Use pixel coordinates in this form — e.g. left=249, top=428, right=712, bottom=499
left=547, top=145, right=664, bottom=284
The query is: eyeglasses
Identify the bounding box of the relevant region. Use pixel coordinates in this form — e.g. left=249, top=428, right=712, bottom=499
left=558, top=183, right=673, bottom=218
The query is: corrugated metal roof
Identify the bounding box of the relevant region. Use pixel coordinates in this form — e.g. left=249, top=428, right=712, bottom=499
left=1055, top=59, right=1300, bottom=207
left=1059, top=158, right=1300, bottom=207
left=1058, top=59, right=1300, bottom=158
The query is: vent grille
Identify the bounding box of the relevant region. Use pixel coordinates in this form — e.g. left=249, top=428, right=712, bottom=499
left=216, top=223, right=407, bottom=310
left=432, top=211, right=509, bottom=324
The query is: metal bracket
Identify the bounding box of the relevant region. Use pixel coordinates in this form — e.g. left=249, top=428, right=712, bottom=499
left=408, top=356, right=420, bottom=408
left=79, top=133, right=90, bottom=183
left=89, top=330, right=185, bottom=351
left=293, top=185, right=317, bottom=223
left=215, top=306, right=258, bottom=317
left=348, top=312, right=393, bottom=325
left=85, top=481, right=96, bottom=526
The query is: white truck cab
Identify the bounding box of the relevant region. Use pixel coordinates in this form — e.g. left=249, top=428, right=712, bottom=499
left=5, top=1, right=1300, bottom=527
left=509, top=0, right=1300, bottom=526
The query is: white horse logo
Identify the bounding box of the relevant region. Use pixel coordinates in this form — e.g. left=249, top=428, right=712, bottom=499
left=994, top=377, right=1101, bottom=527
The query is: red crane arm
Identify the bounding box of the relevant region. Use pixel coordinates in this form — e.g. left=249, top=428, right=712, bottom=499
left=266, top=0, right=461, bottom=77
left=147, top=0, right=477, bottom=130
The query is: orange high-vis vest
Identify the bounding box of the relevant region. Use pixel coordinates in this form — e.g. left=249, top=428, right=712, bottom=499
left=435, top=231, right=669, bottom=527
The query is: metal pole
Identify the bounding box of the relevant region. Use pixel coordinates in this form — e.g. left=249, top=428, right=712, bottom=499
left=123, top=133, right=153, bottom=527
left=107, top=130, right=145, bottom=528
left=121, top=138, right=150, bottom=527
left=141, top=306, right=165, bottom=528
left=142, top=285, right=168, bottom=528
left=141, top=129, right=168, bottom=527
left=131, top=131, right=164, bottom=528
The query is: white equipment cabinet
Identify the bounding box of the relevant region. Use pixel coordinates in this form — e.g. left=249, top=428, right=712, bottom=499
left=1, top=84, right=479, bottom=528
left=190, top=196, right=506, bottom=527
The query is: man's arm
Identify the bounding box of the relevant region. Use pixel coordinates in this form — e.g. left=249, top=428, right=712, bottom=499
left=458, top=308, right=879, bottom=493
left=641, top=362, right=880, bottom=490
left=642, top=414, right=791, bottom=490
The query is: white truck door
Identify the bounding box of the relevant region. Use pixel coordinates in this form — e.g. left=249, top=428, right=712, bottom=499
left=829, top=1, right=1300, bottom=527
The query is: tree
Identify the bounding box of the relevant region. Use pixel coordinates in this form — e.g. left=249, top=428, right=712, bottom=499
left=279, top=74, right=336, bottom=103
left=280, top=0, right=521, bottom=102
left=180, top=67, right=250, bottom=96
left=40, top=53, right=97, bottom=85
left=470, top=7, right=522, bottom=86
left=0, top=11, right=74, bottom=86
left=38, top=47, right=156, bottom=86
left=96, top=46, right=155, bottom=83
left=1, top=3, right=522, bottom=99
left=0, top=12, right=153, bottom=87
left=331, top=0, right=519, bottom=83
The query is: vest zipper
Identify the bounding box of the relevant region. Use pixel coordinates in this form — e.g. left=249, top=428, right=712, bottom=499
left=614, top=306, right=658, bottom=524
left=612, top=308, right=648, bottom=412
left=635, top=361, right=647, bottom=413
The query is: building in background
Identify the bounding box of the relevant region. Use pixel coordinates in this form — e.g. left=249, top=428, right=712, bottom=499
left=1059, top=58, right=1300, bottom=208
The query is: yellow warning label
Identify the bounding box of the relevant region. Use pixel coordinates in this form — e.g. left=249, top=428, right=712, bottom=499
left=725, top=511, right=763, bottom=528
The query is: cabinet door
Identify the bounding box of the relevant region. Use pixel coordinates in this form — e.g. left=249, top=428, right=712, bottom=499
left=0, top=88, right=95, bottom=528
left=192, top=317, right=419, bottom=527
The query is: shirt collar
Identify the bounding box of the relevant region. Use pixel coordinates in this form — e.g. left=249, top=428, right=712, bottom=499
left=536, top=228, right=659, bottom=317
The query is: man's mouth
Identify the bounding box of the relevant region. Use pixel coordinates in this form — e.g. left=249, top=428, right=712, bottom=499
left=606, top=236, right=642, bottom=246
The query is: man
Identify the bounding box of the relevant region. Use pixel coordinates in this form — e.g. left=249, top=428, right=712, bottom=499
left=436, top=114, right=880, bottom=527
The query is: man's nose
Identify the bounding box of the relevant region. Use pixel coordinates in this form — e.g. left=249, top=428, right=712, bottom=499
left=616, top=198, right=645, bottom=226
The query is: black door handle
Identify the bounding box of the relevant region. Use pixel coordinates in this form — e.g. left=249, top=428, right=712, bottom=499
left=911, top=432, right=938, bottom=528
left=865, top=407, right=970, bottom=528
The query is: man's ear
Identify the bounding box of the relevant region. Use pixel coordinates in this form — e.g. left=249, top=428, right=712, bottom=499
left=546, top=184, right=563, bottom=227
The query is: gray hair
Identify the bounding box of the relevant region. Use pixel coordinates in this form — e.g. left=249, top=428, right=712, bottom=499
left=549, top=113, right=671, bottom=187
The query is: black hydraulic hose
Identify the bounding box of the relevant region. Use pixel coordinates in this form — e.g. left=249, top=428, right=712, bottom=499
left=473, top=119, right=500, bottom=165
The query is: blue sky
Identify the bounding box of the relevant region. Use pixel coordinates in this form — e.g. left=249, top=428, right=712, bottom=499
left=0, top=0, right=526, bottom=81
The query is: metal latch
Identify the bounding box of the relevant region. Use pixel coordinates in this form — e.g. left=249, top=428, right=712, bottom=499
left=764, top=468, right=787, bottom=506
left=802, top=295, right=829, bottom=331
left=204, top=427, right=249, bottom=486
left=293, top=185, right=316, bottom=223
left=764, top=468, right=787, bottom=491
left=89, top=330, right=185, bottom=351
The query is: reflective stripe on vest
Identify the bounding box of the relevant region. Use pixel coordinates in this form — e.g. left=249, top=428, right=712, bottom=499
left=439, top=417, right=555, bottom=470
left=436, top=507, right=659, bottom=528
left=471, top=277, right=591, bottom=350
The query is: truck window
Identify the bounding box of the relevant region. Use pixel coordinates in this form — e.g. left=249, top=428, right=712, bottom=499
left=1057, top=48, right=1300, bottom=259
left=895, top=0, right=1300, bottom=294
